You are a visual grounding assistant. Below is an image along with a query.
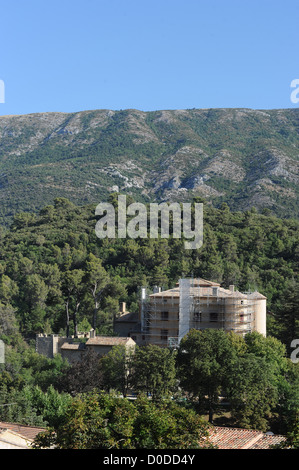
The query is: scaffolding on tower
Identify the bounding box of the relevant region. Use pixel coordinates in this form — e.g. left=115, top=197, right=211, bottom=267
left=178, top=278, right=201, bottom=344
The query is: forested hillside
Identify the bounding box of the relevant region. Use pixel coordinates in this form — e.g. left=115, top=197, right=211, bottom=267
left=0, top=195, right=298, bottom=349
left=0, top=195, right=298, bottom=445
left=0, top=107, right=299, bottom=224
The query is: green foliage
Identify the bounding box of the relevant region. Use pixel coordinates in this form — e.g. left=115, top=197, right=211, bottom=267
left=225, top=354, right=279, bottom=431
left=0, top=194, right=297, bottom=442
left=0, top=195, right=297, bottom=344
left=177, top=329, right=237, bottom=421
left=177, top=329, right=299, bottom=434
left=100, top=345, right=134, bottom=397
left=131, top=395, right=212, bottom=449
left=57, top=349, right=104, bottom=396
left=131, top=345, right=177, bottom=401
left=0, top=381, right=71, bottom=428
left=1, top=108, right=299, bottom=226
left=32, top=391, right=213, bottom=449
left=1, top=343, right=67, bottom=392
left=0, top=328, right=298, bottom=442
left=275, top=278, right=299, bottom=353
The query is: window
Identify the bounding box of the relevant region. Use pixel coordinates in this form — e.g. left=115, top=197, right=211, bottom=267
left=161, top=311, right=169, bottom=321
left=194, top=311, right=201, bottom=321
left=161, top=329, right=168, bottom=340
left=209, top=312, right=218, bottom=322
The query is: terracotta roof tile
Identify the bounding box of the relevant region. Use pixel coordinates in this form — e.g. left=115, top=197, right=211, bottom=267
left=86, top=336, right=135, bottom=346
left=0, top=422, right=45, bottom=441
left=250, top=434, right=286, bottom=449
left=60, top=342, right=85, bottom=350
left=149, top=279, right=264, bottom=299
left=209, top=426, right=286, bottom=449
left=175, top=279, right=221, bottom=287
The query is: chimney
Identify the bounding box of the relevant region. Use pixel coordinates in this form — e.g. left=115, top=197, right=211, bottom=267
left=229, top=285, right=235, bottom=292
left=212, top=287, right=219, bottom=296
left=120, top=302, right=126, bottom=314
left=141, top=287, right=147, bottom=300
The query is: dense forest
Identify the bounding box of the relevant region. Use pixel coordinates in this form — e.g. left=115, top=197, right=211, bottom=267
left=0, top=194, right=298, bottom=448
left=0, top=194, right=298, bottom=345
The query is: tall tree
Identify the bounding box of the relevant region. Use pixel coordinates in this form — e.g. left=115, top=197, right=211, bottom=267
left=0, top=302, right=19, bottom=337
left=62, top=269, right=84, bottom=337
left=0, top=274, right=19, bottom=303
left=100, top=344, right=134, bottom=397
left=131, top=345, right=177, bottom=401
left=225, top=354, right=279, bottom=431
left=177, top=329, right=236, bottom=422
left=85, top=254, right=109, bottom=330
left=58, top=349, right=104, bottom=396
left=275, top=279, right=299, bottom=352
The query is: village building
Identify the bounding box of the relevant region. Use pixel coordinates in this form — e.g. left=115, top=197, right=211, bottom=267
left=36, top=329, right=135, bottom=362
left=0, top=422, right=45, bottom=449
left=37, top=277, right=266, bottom=356
left=114, top=278, right=267, bottom=348
left=209, top=426, right=285, bottom=449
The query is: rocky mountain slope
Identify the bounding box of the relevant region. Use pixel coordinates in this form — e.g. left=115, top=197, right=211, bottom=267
left=0, top=107, right=298, bottom=223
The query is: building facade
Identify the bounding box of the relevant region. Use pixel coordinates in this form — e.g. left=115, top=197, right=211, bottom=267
left=115, top=278, right=267, bottom=348
left=36, top=329, right=136, bottom=362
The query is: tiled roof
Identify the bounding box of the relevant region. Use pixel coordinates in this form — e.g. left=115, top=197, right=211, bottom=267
left=0, top=428, right=30, bottom=449
left=0, top=422, right=45, bottom=441
left=250, top=434, right=285, bottom=448
left=209, top=426, right=285, bottom=449
left=86, top=336, right=135, bottom=346
left=176, top=279, right=221, bottom=287
left=248, top=291, right=267, bottom=300
left=114, top=312, right=138, bottom=323
left=60, top=342, right=86, bottom=350
left=150, top=286, right=248, bottom=298
left=150, top=287, right=180, bottom=298
left=149, top=279, right=264, bottom=299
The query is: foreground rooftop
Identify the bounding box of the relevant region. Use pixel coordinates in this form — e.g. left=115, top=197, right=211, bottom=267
left=209, top=426, right=285, bottom=449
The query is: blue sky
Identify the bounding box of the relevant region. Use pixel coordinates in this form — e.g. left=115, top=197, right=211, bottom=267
left=0, top=0, right=298, bottom=115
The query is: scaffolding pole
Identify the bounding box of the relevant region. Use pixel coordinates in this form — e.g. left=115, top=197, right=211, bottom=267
left=178, top=279, right=192, bottom=344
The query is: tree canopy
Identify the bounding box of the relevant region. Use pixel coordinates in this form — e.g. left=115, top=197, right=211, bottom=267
left=0, top=195, right=297, bottom=345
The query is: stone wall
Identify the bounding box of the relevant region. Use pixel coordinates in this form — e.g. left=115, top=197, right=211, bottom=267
left=36, top=334, right=73, bottom=359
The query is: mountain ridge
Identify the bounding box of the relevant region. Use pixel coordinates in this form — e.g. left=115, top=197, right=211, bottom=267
left=0, top=107, right=298, bottom=223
